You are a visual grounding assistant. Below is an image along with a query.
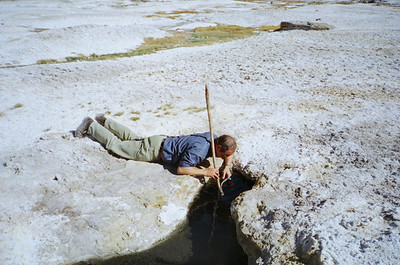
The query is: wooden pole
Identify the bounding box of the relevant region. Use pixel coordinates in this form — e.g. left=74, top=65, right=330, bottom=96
left=205, top=84, right=224, bottom=196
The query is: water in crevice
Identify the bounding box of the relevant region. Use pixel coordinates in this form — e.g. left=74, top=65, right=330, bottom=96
left=80, top=173, right=253, bottom=265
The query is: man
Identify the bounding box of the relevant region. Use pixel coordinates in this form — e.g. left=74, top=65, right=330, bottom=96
left=75, top=115, right=236, bottom=180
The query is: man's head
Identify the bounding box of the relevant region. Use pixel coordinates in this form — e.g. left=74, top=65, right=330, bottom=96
left=215, top=135, right=236, bottom=159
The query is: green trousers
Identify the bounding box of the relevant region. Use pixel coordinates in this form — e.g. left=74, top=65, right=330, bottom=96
left=88, top=118, right=166, bottom=162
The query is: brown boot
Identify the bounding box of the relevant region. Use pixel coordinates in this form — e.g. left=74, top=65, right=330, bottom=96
left=74, top=117, right=94, bottom=138
left=95, top=114, right=106, bottom=126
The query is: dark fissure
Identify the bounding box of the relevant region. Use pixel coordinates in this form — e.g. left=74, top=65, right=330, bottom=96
left=79, top=173, right=253, bottom=265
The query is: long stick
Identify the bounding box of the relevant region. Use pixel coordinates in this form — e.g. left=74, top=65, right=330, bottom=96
left=205, top=84, right=223, bottom=196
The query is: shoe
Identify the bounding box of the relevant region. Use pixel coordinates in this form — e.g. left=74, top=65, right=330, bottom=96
left=95, top=114, right=106, bottom=126
left=74, top=117, right=93, bottom=138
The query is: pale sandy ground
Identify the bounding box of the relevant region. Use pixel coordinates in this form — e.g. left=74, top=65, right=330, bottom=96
left=1, top=0, right=400, bottom=264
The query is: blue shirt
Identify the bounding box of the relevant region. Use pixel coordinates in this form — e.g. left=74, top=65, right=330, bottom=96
left=161, top=132, right=217, bottom=167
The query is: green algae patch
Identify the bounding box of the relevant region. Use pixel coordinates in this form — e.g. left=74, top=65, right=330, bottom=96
left=147, top=10, right=200, bottom=19
left=184, top=106, right=208, bottom=113
left=36, top=24, right=280, bottom=65
left=191, top=24, right=255, bottom=44
left=37, top=59, right=59, bottom=65
left=11, top=103, right=24, bottom=109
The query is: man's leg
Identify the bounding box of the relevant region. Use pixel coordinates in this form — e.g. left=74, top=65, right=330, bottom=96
left=87, top=122, right=165, bottom=162
left=88, top=122, right=142, bottom=160
left=101, top=117, right=141, bottom=141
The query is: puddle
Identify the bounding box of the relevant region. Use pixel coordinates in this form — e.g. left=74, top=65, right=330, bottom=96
left=183, top=172, right=253, bottom=264
left=82, top=173, right=253, bottom=265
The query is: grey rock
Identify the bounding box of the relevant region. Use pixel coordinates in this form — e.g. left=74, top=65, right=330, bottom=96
left=280, top=21, right=332, bottom=31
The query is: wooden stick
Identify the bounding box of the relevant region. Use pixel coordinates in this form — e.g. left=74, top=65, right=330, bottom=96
left=205, top=84, right=224, bottom=196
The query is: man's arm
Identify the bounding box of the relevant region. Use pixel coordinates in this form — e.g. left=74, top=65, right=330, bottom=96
left=177, top=166, right=220, bottom=179
left=220, top=154, right=234, bottom=179
left=177, top=154, right=234, bottom=179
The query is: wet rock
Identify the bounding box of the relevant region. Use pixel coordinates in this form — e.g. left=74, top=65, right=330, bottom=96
left=280, top=21, right=332, bottom=31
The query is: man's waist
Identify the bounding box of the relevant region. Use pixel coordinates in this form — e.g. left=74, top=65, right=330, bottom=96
left=159, top=138, right=166, bottom=161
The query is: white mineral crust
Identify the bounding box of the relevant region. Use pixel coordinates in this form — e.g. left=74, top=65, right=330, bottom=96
left=1, top=0, right=399, bottom=264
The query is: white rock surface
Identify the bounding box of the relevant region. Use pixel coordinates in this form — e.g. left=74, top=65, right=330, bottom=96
left=0, top=133, right=206, bottom=264
left=1, top=0, right=399, bottom=264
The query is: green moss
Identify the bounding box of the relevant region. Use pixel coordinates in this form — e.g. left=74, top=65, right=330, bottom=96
left=157, top=104, right=174, bottom=112
left=147, top=10, right=200, bottom=19
left=154, top=104, right=176, bottom=117
left=37, top=59, right=58, bottom=64
left=12, top=103, right=23, bottom=109
left=129, top=111, right=141, bottom=121
left=36, top=23, right=280, bottom=64
left=184, top=106, right=207, bottom=113
left=257, top=25, right=281, bottom=31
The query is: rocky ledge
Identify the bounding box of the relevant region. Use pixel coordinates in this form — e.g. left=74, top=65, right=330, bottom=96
left=0, top=134, right=215, bottom=263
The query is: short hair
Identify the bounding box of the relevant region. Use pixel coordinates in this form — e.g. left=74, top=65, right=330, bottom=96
left=216, top=135, right=237, bottom=153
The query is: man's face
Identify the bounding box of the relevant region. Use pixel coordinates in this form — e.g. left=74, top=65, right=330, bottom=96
left=215, top=145, right=234, bottom=159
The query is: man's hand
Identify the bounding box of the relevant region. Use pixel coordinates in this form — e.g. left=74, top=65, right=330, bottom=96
left=219, top=152, right=234, bottom=180
left=220, top=166, right=232, bottom=180
left=205, top=168, right=220, bottom=179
